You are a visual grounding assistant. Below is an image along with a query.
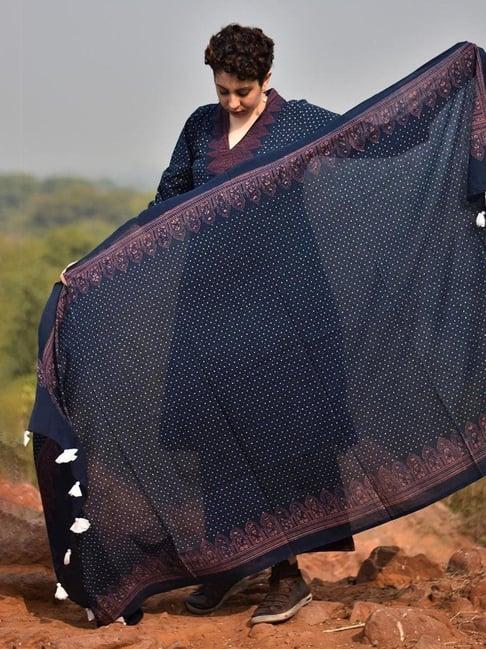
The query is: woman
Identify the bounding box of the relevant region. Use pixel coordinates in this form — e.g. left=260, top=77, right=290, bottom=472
left=43, top=34, right=486, bottom=629
left=155, top=23, right=356, bottom=624
left=60, top=23, right=355, bottom=626
left=147, top=25, right=338, bottom=206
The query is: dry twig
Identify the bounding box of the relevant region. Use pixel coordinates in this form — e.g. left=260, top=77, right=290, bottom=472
left=322, top=622, right=366, bottom=633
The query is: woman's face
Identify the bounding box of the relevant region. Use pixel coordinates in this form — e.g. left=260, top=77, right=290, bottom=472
left=214, top=70, right=271, bottom=118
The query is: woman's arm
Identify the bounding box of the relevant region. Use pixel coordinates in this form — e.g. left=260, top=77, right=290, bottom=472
left=59, top=118, right=196, bottom=283
left=147, top=119, right=195, bottom=208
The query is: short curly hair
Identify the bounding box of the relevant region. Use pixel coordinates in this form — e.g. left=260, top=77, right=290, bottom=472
left=204, top=24, right=274, bottom=85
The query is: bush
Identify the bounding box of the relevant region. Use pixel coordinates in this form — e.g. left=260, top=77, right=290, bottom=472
left=445, top=483, right=486, bottom=546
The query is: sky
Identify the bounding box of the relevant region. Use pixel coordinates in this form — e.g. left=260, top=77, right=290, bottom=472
left=2, top=0, right=486, bottom=191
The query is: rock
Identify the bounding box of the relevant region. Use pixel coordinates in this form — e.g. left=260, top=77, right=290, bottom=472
left=468, top=578, right=486, bottom=609
left=447, top=548, right=483, bottom=574
left=401, top=581, right=451, bottom=606
left=297, top=601, right=344, bottom=625
left=248, top=622, right=275, bottom=639
left=310, top=577, right=325, bottom=588
left=349, top=601, right=383, bottom=623
left=474, top=615, right=486, bottom=632
left=394, top=582, right=433, bottom=606
left=356, top=546, right=443, bottom=588
left=432, top=578, right=453, bottom=593
left=356, top=546, right=400, bottom=582
left=309, top=577, right=331, bottom=602
left=413, top=637, right=444, bottom=649
left=363, top=607, right=460, bottom=649
left=300, top=568, right=311, bottom=584
left=0, top=496, right=51, bottom=565
left=449, top=596, right=475, bottom=614
left=0, top=567, right=54, bottom=600
left=0, top=479, right=42, bottom=510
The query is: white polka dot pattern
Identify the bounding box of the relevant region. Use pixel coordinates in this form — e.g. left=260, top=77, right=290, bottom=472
left=30, top=41, right=486, bottom=626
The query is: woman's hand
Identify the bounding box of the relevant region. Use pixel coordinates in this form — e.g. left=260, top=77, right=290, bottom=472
left=60, top=260, right=79, bottom=285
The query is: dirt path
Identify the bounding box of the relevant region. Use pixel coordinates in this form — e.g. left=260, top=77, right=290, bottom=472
left=1, top=482, right=485, bottom=649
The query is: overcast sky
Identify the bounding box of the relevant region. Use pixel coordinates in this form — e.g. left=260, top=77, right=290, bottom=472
left=2, top=0, right=485, bottom=190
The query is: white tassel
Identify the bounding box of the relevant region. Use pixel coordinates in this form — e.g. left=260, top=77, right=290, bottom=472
left=70, top=517, right=91, bottom=534
left=55, top=448, right=78, bottom=464
left=476, top=211, right=486, bottom=227
left=55, top=582, right=69, bottom=600
left=86, top=608, right=95, bottom=621
left=68, top=481, right=82, bottom=497
left=63, top=548, right=71, bottom=565
left=115, top=616, right=127, bottom=625
left=23, top=430, right=32, bottom=446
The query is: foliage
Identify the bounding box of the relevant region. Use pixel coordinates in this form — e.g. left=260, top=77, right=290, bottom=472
left=445, top=484, right=486, bottom=546
left=0, top=172, right=151, bottom=484
left=0, top=374, right=37, bottom=483
left=0, top=173, right=151, bottom=232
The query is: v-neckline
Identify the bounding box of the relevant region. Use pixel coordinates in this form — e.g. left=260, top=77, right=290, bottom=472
left=222, top=88, right=281, bottom=152
left=206, top=88, right=286, bottom=176
left=226, top=90, right=271, bottom=151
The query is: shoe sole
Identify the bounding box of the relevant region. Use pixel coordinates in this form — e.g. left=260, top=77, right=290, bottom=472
left=185, top=574, right=258, bottom=615
left=250, top=592, right=313, bottom=625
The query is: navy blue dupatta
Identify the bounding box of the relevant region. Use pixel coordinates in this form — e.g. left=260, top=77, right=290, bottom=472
left=29, top=41, right=486, bottom=625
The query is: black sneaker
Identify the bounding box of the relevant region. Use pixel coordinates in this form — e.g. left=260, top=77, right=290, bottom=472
left=250, top=573, right=312, bottom=625
left=185, top=576, right=250, bottom=614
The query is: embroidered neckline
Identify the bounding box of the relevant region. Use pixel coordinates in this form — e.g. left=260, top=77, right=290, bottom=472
left=206, top=88, right=286, bottom=175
